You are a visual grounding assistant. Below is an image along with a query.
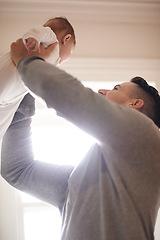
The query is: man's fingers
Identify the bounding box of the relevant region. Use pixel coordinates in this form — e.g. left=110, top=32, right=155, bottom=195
left=10, top=42, right=15, bottom=50
left=48, top=42, right=58, bottom=51
left=10, top=38, right=28, bottom=66
left=11, top=38, right=25, bottom=52
left=39, top=42, right=58, bottom=60
left=15, top=38, right=24, bottom=45
left=39, top=41, right=58, bottom=52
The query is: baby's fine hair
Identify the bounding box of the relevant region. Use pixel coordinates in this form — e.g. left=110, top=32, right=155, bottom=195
left=44, top=17, right=76, bottom=45
left=131, top=76, right=160, bottom=128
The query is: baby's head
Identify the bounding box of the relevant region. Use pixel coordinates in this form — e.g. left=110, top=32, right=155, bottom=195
left=44, top=17, right=76, bottom=64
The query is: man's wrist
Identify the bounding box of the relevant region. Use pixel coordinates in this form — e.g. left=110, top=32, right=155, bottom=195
left=17, top=56, right=45, bottom=69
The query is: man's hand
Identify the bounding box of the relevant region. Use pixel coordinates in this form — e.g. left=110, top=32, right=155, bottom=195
left=10, top=38, right=58, bottom=66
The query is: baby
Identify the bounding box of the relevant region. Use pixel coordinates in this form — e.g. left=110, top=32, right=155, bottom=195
left=0, top=17, right=76, bottom=139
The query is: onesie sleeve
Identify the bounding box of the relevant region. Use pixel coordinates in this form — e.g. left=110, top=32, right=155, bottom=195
left=1, top=93, right=73, bottom=211
left=22, top=25, right=58, bottom=48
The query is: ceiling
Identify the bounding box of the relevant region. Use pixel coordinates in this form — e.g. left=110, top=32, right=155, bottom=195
left=0, top=0, right=160, bottom=57
left=0, top=0, right=160, bottom=85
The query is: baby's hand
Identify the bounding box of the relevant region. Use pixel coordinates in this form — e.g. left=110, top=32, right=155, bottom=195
left=25, top=37, right=40, bottom=54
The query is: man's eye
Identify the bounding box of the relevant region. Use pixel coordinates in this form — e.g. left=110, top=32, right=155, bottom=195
left=113, top=86, right=118, bottom=90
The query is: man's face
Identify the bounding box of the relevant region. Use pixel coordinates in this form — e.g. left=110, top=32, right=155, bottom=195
left=98, top=82, right=138, bottom=106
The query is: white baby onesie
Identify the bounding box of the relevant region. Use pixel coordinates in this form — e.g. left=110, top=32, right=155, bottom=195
left=0, top=26, right=59, bottom=139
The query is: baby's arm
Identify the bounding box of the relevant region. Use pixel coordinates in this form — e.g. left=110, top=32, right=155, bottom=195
left=25, top=37, right=40, bottom=54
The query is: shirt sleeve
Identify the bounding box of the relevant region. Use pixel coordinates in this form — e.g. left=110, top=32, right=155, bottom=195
left=1, top=93, right=73, bottom=211
left=17, top=56, right=154, bottom=151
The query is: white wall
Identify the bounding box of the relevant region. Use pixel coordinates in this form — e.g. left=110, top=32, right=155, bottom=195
left=0, top=176, right=24, bottom=240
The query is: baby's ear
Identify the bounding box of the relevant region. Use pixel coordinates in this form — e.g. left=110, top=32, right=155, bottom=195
left=62, top=34, right=71, bottom=45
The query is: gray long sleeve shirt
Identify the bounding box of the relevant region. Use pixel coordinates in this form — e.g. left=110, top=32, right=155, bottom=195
left=1, top=56, right=160, bottom=240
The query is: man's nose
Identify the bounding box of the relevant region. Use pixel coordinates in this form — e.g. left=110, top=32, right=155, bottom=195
left=98, top=89, right=108, bottom=95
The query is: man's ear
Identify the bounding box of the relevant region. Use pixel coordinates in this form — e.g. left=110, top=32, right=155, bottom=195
left=62, top=34, right=71, bottom=45
left=128, top=99, right=144, bottom=110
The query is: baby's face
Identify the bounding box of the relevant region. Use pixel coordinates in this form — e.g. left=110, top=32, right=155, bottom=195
left=59, top=41, right=74, bottom=64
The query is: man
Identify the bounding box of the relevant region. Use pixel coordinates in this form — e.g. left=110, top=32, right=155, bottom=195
left=1, top=39, right=160, bottom=240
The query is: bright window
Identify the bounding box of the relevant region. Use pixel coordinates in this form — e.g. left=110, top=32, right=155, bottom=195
left=21, top=116, right=96, bottom=240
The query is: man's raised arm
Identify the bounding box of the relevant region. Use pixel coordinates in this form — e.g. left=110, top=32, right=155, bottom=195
left=1, top=93, right=73, bottom=211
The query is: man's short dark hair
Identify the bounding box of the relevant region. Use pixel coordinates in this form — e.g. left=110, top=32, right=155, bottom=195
left=130, top=76, right=160, bottom=128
